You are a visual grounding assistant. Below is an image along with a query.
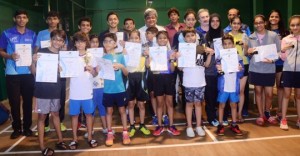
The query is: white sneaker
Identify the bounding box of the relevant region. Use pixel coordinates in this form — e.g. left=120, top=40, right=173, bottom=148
left=84, top=130, right=94, bottom=139
left=103, top=128, right=115, bottom=134
left=195, top=126, right=205, bottom=136
left=186, top=127, right=195, bottom=137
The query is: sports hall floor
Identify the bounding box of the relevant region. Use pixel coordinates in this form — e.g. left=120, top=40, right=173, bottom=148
left=0, top=87, right=299, bottom=156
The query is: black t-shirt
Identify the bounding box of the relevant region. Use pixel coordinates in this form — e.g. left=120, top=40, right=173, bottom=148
left=34, top=48, right=61, bottom=99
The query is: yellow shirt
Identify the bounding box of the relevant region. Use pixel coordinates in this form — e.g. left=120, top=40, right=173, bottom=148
left=127, top=56, right=146, bottom=73
left=229, top=32, right=249, bottom=65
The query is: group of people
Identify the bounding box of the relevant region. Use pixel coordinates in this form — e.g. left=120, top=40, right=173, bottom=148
left=0, top=6, right=299, bottom=156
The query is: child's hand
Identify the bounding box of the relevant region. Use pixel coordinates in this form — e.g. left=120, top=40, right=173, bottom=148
left=119, top=40, right=125, bottom=47
left=170, top=52, right=176, bottom=60
left=238, top=64, right=243, bottom=71
left=216, top=64, right=222, bottom=71
left=247, top=48, right=257, bottom=55
left=175, top=52, right=181, bottom=58
left=113, top=63, right=124, bottom=70
left=143, top=49, right=149, bottom=57
left=85, top=65, right=94, bottom=73
left=32, top=53, right=41, bottom=63
left=58, top=65, right=62, bottom=72
left=205, top=47, right=214, bottom=55
left=281, top=44, right=294, bottom=52
left=262, top=58, right=273, bottom=64
left=123, top=48, right=127, bottom=55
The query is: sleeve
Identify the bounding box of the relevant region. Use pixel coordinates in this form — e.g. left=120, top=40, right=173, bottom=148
left=32, top=32, right=37, bottom=50
left=237, top=58, right=244, bottom=79
left=34, top=32, right=41, bottom=48
left=280, top=37, right=288, bottom=61
left=120, top=54, right=126, bottom=67
left=172, top=32, right=179, bottom=50
left=245, top=27, right=251, bottom=36
left=0, top=31, right=8, bottom=49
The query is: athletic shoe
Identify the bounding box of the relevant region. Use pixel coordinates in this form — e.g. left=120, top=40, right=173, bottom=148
left=230, top=124, right=243, bottom=136
left=217, top=125, right=225, bottom=136
left=195, top=126, right=205, bottom=136
left=102, top=128, right=115, bottom=134
left=264, top=116, right=278, bottom=124
left=256, top=117, right=265, bottom=126
left=152, top=115, right=158, bottom=125
left=23, top=129, right=33, bottom=136
left=186, top=127, right=195, bottom=137
left=10, top=130, right=22, bottom=139
left=210, top=119, right=219, bottom=127
left=153, top=126, right=164, bottom=136
left=122, top=131, right=131, bottom=145
left=84, top=130, right=94, bottom=139
left=280, top=118, right=289, bottom=130
left=129, top=125, right=136, bottom=137
left=34, top=126, right=50, bottom=136
left=276, top=113, right=282, bottom=122
left=167, top=125, right=180, bottom=136
left=60, top=123, right=67, bottom=132
left=242, top=110, right=249, bottom=117
left=80, top=123, right=87, bottom=128
left=223, top=121, right=229, bottom=126
left=105, top=132, right=114, bottom=146
left=139, top=124, right=151, bottom=135
left=163, top=115, right=169, bottom=126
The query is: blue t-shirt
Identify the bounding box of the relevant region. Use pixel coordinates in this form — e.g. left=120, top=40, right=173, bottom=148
left=35, top=29, right=68, bottom=49
left=0, top=27, right=36, bottom=75
left=103, top=53, right=126, bottom=93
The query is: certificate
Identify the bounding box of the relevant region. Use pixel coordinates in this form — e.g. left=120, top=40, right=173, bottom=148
left=254, top=44, right=278, bottom=62
left=15, top=44, right=32, bottom=66
left=178, top=43, right=196, bottom=67
left=36, top=53, right=58, bottom=83
left=98, top=58, right=115, bottom=80
left=87, top=48, right=104, bottom=63
left=59, top=51, right=81, bottom=77
left=149, top=46, right=168, bottom=71
left=213, top=38, right=223, bottom=59
left=115, top=32, right=124, bottom=53
left=125, top=42, right=142, bottom=67
left=40, top=40, right=51, bottom=48
left=220, top=48, right=239, bottom=73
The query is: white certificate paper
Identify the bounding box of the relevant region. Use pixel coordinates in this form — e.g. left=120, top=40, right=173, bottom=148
left=59, top=51, right=81, bottom=77
left=254, top=44, right=278, bottom=62
left=98, top=58, right=115, bottom=80
left=213, top=38, right=223, bottom=59
left=220, top=48, right=239, bottom=73
left=15, top=44, right=32, bottom=66
left=178, top=43, right=196, bottom=67
left=36, top=53, right=58, bottom=83
left=40, top=40, right=51, bottom=48
left=87, top=48, right=104, bottom=62
left=115, top=32, right=124, bottom=53
left=125, top=42, right=142, bottom=67
left=149, top=46, right=168, bottom=71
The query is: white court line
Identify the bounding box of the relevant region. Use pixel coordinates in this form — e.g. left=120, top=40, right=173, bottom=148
left=1, top=134, right=300, bottom=155
left=203, top=126, right=218, bottom=142
left=0, top=125, right=11, bottom=135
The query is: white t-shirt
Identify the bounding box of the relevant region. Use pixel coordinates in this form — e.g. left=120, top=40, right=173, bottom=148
left=182, top=66, right=206, bottom=88
left=139, top=25, right=166, bottom=45
left=70, top=52, right=97, bottom=100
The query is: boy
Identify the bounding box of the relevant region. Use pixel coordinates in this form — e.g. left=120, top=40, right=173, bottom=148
left=216, top=35, right=244, bottom=136
left=123, top=18, right=136, bottom=39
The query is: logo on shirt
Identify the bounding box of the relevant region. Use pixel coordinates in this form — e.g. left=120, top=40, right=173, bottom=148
left=10, top=36, right=18, bottom=43
left=24, top=38, right=33, bottom=42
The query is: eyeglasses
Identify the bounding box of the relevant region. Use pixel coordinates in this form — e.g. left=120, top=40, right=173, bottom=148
left=290, top=24, right=300, bottom=27
left=254, top=21, right=265, bottom=25
left=103, top=40, right=115, bottom=44
left=52, top=38, right=64, bottom=43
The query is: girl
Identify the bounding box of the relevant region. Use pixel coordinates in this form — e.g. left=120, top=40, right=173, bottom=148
left=125, top=30, right=151, bottom=137
left=280, top=15, right=300, bottom=130
left=247, top=14, right=281, bottom=126
left=228, top=16, right=249, bottom=122
left=68, top=32, right=98, bottom=149
left=152, top=31, right=179, bottom=136
left=266, top=10, right=289, bottom=121
left=102, top=33, right=129, bottom=146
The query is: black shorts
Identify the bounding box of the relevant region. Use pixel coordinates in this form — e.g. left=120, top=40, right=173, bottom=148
left=276, top=65, right=283, bottom=73
left=281, top=71, right=300, bottom=88
left=103, top=92, right=127, bottom=107
left=126, top=72, right=149, bottom=101
left=249, top=71, right=275, bottom=87
left=153, top=74, right=175, bottom=96
left=146, top=69, right=154, bottom=92
left=243, top=64, right=249, bottom=76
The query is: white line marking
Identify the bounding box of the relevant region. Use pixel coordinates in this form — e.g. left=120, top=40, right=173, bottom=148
left=0, top=125, right=11, bottom=135
left=203, top=126, right=218, bottom=142
left=1, top=134, right=300, bottom=155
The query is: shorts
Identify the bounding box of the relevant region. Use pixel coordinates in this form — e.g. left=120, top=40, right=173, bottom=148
left=146, top=69, right=154, bottom=92
left=243, top=64, right=249, bottom=76
left=276, top=65, right=283, bottom=73
left=93, top=88, right=106, bottom=116
left=69, top=99, right=95, bottom=115
left=103, top=92, right=127, bottom=107
left=127, top=72, right=149, bottom=101
left=281, top=71, right=300, bottom=88
left=217, top=92, right=239, bottom=103
left=249, top=71, right=275, bottom=87
left=185, top=87, right=205, bottom=103
left=36, top=98, right=60, bottom=114
left=153, top=73, right=175, bottom=97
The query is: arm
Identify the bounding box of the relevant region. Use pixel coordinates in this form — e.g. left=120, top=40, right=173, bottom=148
left=204, top=47, right=215, bottom=67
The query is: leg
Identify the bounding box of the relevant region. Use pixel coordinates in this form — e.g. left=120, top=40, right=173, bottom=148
left=295, top=89, right=300, bottom=121
left=276, top=72, right=283, bottom=115
left=6, top=76, right=21, bottom=131
left=118, top=106, right=127, bottom=130
left=137, top=101, right=146, bottom=124
left=185, top=102, right=193, bottom=128
left=264, top=86, right=274, bottom=113
left=128, top=100, right=136, bottom=125
left=194, top=102, right=202, bottom=127
left=38, top=113, right=47, bottom=150
left=254, top=86, right=264, bottom=117
left=230, top=102, right=238, bottom=123
left=71, top=115, right=79, bottom=141
left=51, top=112, right=63, bottom=143
left=59, top=79, right=66, bottom=122
left=106, top=107, right=113, bottom=130
left=20, top=75, right=34, bottom=131
left=165, top=95, right=174, bottom=126
left=218, top=103, right=225, bottom=124
left=204, top=75, right=218, bottom=123
left=85, top=114, right=93, bottom=141
left=238, top=76, right=247, bottom=120
left=150, top=91, right=157, bottom=115
left=156, top=96, right=164, bottom=126
left=281, top=87, right=292, bottom=119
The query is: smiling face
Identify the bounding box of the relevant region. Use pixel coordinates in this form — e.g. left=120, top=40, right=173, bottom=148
left=51, top=36, right=65, bottom=50
left=78, top=21, right=92, bottom=34
left=103, top=37, right=117, bottom=53
left=107, top=14, right=119, bottom=29
left=47, top=16, right=60, bottom=29
left=198, top=11, right=209, bottom=26
left=231, top=17, right=241, bottom=32
left=211, top=16, right=220, bottom=29
left=290, top=17, right=300, bottom=36
left=124, top=20, right=135, bottom=31
left=157, top=33, right=168, bottom=46
left=222, top=39, right=234, bottom=49
left=254, top=16, right=266, bottom=33
left=184, top=32, right=196, bottom=43
left=169, top=12, right=179, bottom=23
left=129, top=32, right=141, bottom=43
left=145, top=13, right=157, bottom=27
left=269, top=11, right=280, bottom=26
left=228, top=9, right=238, bottom=21
left=90, top=38, right=99, bottom=48
left=14, top=14, right=28, bottom=28
left=184, top=13, right=197, bottom=28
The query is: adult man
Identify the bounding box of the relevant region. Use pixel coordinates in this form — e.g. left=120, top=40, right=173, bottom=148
left=223, top=8, right=251, bottom=36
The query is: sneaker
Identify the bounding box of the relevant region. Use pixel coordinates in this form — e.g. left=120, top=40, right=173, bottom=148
left=242, top=110, right=249, bottom=117
left=167, top=125, right=180, bottom=136
left=102, top=128, right=115, bottom=134
left=163, top=115, right=169, bottom=126
left=296, top=120, right=300, bottom=129
left=84, top=130, right=94, bottom=139
left=230, top=124, right=243, bottom=136
left=105, top=132, right=114, bottom=146
left=195, top=126, right=205, bottom=137
left=186, top=127, right=195, bottom=137
left=211, top=119, right=219, bottom=127
left=10, top=130, right=22, bottom=139
left=280, top=118, right=288, bottom=130
left=276, top=113, right=282, bottom=122
left=139, top=125, right=151, bottom=135
left=34, top=126, right=50, bottom=136
left=122, top=131, right=131, bottom=145
left=80, top=123, right=87, bottom=128
left=153, top=126, right=164, bottom=136
left=217, top=125, right=225, bottom=136
left=223, top=121, right=229, bottom=126
left=129, top=125, right=136, bottom=137
left=152, top=115, right=158, bottom=125
left=60, top=123, right=67, bottom=132
left=264, top=116, right=278, bottom=124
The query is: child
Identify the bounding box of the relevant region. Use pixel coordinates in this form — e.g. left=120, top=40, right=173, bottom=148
left=102, top=33, right=130, bottom=146
left=280, top=15, right=300, bottom=130
left=123, top=18, right=136, bottom=39
left=83, top=34, right=108, bottom=138
left=68, top=32, right=98, bottom=149
left=31, top=30, right=67, bottom=155
left=125, top=30, right=151, bottom=137
left=177, top=28, right=213, bottom=137
left=216, top=34, right=244, bottom=136
left=152, top=31, right=179, bottom=136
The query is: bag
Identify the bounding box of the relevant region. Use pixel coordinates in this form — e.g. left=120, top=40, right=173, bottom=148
left=0, top=102, right=10, bottom=125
